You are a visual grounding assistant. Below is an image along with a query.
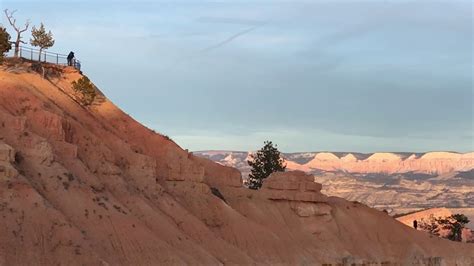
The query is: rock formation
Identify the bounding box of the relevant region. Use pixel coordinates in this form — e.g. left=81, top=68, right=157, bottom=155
left=198, top=150, right=474, bottom=213
left=0, top=62, right=473, bottom=265
left=295, top=152, right=473, bottom=174
left=197, top=151, right=474, bottom=175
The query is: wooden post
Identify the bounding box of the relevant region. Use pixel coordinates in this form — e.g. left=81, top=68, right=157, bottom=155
left=56, top=54, right=59, bottom=64
left=30, top=49, right=33, bottom=60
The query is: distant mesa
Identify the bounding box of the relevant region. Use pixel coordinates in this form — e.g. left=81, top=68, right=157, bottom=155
left=366, top=152, right=403, bottom=162
left=197, top=150, right=474, bottom=175
left=313, top=152, right=340, bottom=161
left=462, top=152, right=474, bottom=159
left=421, top=152, right=463, bottom=160
left=341, top=153, right=358, bottom=162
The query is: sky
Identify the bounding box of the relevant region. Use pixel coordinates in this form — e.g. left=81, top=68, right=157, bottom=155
left=2, top=0, right=473, bottom=152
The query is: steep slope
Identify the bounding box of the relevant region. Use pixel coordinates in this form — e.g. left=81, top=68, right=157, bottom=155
left=0, top=62, right=473, bottom=265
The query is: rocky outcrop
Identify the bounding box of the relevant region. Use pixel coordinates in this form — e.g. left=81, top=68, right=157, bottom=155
left=262, top=171, right=328, bottom=202
left=0, top=142, right=18, bottom=180
left=0, top=142, right=15, bottom=162
left=261, top=171, right=332, bottom=218
left=192, top=154, right=242, bottom=188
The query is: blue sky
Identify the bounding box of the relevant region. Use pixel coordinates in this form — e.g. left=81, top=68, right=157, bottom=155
left=2, top=0, right=473, bottom=152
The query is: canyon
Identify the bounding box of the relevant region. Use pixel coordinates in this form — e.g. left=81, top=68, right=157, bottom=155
left=196, top=150, right=474, bottom=177
left=195, top=149, right=474, bottom=215
left=0, top=61, right=473, bottom=265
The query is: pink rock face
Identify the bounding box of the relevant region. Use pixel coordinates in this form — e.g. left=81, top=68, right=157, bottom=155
left=0, top=142, right=18, bottom=180
left=287, top=152, right=473, bottom=174
left=262, top=171, right=322, bottom=194
left=290, top=202, right=332, bottom=217
left=0, top=143, right=15, bottom=163
left=0, top=63, right=473, bottom=265
left=261, top=171, right=331, bottom=219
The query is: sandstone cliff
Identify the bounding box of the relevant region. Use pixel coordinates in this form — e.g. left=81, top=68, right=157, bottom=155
left=0, top=62, right=472, bottom=265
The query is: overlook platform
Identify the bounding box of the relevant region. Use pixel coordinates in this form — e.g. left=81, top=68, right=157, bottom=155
left=5, top=45, right=81, bottom=70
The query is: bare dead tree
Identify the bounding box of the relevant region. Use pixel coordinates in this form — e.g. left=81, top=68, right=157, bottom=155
left=4, top=9, right=30, bottom=58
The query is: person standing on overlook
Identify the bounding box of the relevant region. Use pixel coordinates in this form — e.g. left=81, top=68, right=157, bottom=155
left=67, top=51, right=74, bottom=66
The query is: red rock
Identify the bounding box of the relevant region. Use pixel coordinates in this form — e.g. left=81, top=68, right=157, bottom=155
left=267, top=180, right=300, bottom=190
left=0, top=63, right=472, bottom=265
left=304, top=181, right=322, bottom=192
left=262, top=171, right=328, bottom=203
left=0, top=142, right=15, bottom=162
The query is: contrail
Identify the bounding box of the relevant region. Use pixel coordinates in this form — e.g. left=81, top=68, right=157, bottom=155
left=201, top=25, right=260, bottom=53
left=157, top=22, right=266, bottom=74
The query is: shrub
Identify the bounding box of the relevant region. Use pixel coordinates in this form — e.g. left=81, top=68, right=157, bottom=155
left=418, top=214, right=441, bottom=237
left=0, top=26, right=12, bottom=63
left=437, top=214, right=470, bottom=242
left=72, top=76, right=96, bottom=106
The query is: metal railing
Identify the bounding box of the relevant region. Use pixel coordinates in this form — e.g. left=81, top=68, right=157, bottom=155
left=5, top=45, right=81, bottom=70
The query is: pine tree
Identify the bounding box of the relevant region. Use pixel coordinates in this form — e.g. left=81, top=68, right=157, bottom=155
left=30, top=23, right=54, bottom=61
left=247, top=141, right=286, bottom=189
left=437, top=214, right=470, bottom=242
left=0, top=26, right=12, bottom=63
left=72, top=76, right=97, bottom=106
